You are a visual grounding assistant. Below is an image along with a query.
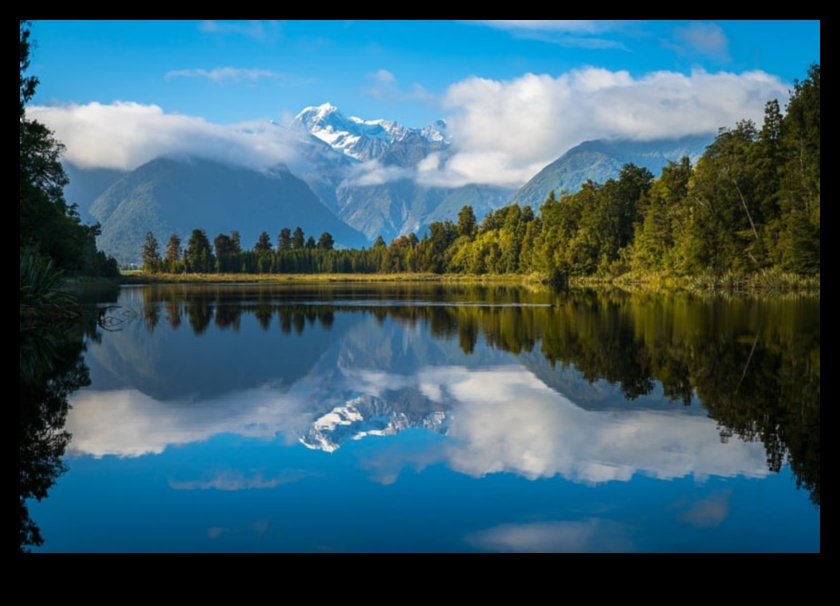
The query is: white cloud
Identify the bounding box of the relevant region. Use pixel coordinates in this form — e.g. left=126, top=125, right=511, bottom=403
left=30, top=67, right=788, bottom=188
left=300, top=350, right=769, bottom=488
left=29, top=101, right=297, bottom=171
left=65, top=382, right=313, bottom=458
left=468, top=20, right=633, bottom=49
left=466, top=519, right=634, bottom=553
left=165, top=67, right=288, bottom=84
left=672, top=491, right=732, bottom=528
left=356, top=365, right=770, bottom=485
left=65, top=340, right=768, bottom=483
left=198, top=20, right=281, bottom=43
left=341, top=159, right=412, bottom=187
left=668, top=21, right=730, bottom=61
left=169, top=469, right=316, bottom=491
left=470, top=20, right=628, bottom=34
left=363, top=69, right=437, bottom=104
left=369, top=69, right=396, bottom=84
left=416, top=67, right=788, bottom=187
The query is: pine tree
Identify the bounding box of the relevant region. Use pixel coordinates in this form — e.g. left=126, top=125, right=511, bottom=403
left=142, top=232, right=161, bottom=273
left=184, top=229, right=214, bottom=273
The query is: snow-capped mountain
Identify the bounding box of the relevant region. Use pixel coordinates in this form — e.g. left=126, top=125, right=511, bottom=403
left=286, top=103, right=509, bottom=242
left=294, top=102, right=447, bottom=163
left=65, top=101, right=717, bottom=263
left=301, top=395, right=448, bottom=453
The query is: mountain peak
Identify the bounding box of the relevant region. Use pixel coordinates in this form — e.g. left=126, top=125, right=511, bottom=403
left=300, top=101, right=338, bottom=115
left=293, top=102, right=446, bottom=163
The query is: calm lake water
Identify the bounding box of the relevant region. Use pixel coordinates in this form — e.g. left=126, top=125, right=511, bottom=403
left=23, top=283, right=820, bottom=552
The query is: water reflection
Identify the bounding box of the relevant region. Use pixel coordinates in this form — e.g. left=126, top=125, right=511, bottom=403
left=29, top=284, right=820, bottom=551
left=20, top=311, right=99, bottom=551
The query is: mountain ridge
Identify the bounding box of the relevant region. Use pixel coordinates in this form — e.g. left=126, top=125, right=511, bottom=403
left=63, top=103, right=718, bottom=264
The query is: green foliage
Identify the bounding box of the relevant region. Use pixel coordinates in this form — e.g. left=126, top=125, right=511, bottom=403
left=20, top=305, right=93, bottom=550
left=142, top=232, right=161, bottom=273
left=20, top=249, right=78, bottom=327
left=212, top=232, right=242, bottom=273
left=278, top=228, right=292, bottom=251
left=152, top=66, right=817, bottom=285
left=632, top=158, right=692, bottom=272
left=163, top=234, right=183, bottom=273
left=254, top=231, right=273, bottom=253
left=457, top=205, right=478, bottom=238
left=20, top=21, right=117, bottom=276
left=317, top=232, right=335, bottom=250
left=183, top=229, right=214, bottom=273
left=292, top=227, right=305, bottom=250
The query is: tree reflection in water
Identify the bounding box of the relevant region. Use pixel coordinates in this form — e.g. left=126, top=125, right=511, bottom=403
left=134, top=284, right=819, bottom=507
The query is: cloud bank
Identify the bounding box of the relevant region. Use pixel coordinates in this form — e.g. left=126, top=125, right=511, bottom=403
left=31, top=67, right=788, bottom=186
left=414, top=366, right=769, bottom=484
left=432, top=67, right=787, bottom=186
left=29, top=101, right=297, bottom=171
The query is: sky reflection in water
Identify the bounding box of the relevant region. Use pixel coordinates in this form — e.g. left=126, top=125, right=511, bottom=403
left=30, top=284, right=819, bottom=552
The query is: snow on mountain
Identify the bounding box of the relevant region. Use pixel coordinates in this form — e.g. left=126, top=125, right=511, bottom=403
left=294, top=102, right=448, bottom=162
left=300, top=394, right=448, bottom=453
left=421, top=119, right=448, bottom=143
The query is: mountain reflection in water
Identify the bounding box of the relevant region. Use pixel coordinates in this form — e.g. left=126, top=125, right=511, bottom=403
left=25, top=284, right=819, bottom=552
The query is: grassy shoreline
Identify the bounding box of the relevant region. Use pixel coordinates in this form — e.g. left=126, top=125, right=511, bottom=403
left=114, top=269, right=820, bottom=294
left=118, top=271, right=530, bottom=285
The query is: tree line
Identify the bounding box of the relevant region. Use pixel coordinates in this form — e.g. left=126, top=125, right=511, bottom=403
left=142, top=64, right=819, bottom=282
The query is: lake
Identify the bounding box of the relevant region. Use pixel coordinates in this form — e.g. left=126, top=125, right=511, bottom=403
left=22, top=282, right=820, bottom=552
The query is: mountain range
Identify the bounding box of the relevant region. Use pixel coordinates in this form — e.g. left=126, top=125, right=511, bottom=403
left=64, top=103, right=713, bottom=265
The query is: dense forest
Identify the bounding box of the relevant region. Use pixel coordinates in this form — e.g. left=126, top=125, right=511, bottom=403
left=146, top=64, right=819, bottom=286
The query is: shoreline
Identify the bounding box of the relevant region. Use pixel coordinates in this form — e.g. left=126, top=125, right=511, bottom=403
left=110, top=269, right=820, bottom=295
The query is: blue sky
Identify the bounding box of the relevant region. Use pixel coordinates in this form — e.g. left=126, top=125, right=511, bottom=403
left=27, top=20, right=820, bottom=186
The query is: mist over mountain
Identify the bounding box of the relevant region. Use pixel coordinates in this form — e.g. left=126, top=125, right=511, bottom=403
left=336, top=180, right=514, bottom=242
left=290, top=103, right=509, bottom=242
left=64, top=103, right=718, bottom=264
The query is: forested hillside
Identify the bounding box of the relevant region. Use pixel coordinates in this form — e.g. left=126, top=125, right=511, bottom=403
left=145, top=65, right=819, bottom=285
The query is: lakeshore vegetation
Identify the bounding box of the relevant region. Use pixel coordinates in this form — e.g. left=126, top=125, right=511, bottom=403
left=142, top=65, right=820, bottom=291
left=22, top=17, right=818, bottom=293
left=20, top=21, right=119, bottom=327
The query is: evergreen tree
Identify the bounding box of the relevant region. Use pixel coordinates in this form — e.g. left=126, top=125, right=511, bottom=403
left=292, top=227, right=305, bottom=250
left=632, top=157, right=692, bottom=272
left=254, top=231, right=273, bottom=253
left=184, top=229, right=214, bottom=273
left=278, top=228, right=292, bottom=251
left=317, top=232, right=335, bottom=250
left=457, top=205, right=478, bottom=238
left=230, top=231, right=242, bottom=253
left=214, top=233, right=241, bottom=272
left=777, top=63, right=820, bottom=273
left=142, top=232, right=161, bottom=273
left=165, top=234, right=182, bottom=272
